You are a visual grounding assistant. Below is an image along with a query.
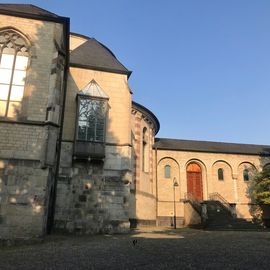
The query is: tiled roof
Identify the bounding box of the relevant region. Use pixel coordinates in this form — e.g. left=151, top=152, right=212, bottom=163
left=70, top=34, right=131, bottom=77
left=0, top=4, right=62, bottom=20
left=155, top=138, right=270, bottom=156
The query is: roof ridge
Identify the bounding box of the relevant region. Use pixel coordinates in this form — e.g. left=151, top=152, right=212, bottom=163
left=0, top=4, right=65, bottom=20
left=155, top=137, right=270, bottom=147
left=27, top=4, right=60, bottom=17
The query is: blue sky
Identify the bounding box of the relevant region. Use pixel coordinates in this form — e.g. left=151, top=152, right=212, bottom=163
left=3, top=0, right=270, bottom=144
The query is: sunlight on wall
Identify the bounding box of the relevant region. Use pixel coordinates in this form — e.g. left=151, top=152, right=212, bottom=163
left=0, top=32, right=29, bottom=118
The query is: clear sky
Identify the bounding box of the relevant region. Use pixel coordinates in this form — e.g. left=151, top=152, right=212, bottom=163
left=2, top=0, right=270, bottom=145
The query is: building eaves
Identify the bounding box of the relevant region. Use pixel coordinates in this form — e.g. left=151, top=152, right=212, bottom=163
left=70, top=36, right=132, bottom=78
left=154, top=138, right=270, bottom=156
left=132, top=101, right=160, bottom=135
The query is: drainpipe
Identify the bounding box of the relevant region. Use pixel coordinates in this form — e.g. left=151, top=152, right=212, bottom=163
left=48, top=17, right=70, bottom=233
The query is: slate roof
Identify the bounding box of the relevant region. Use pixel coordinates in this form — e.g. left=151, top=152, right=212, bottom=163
left=70, top=33, right=131, bottom=77
left=154, top=138, right=270, bottom=156
left=0, top=4, right=66, bottom=22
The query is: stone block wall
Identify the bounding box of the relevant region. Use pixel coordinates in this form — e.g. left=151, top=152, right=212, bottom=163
left=0, top=159, right=50, bottom=239
left=0, top=123, right=45, bottom=160
left=0, top=14, right=66, bottom=239
left=54, top=155, right=131, bottom=234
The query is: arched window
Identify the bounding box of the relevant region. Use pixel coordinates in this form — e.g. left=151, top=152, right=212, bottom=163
left=142, top=127, right=148, bottom=172
left=243, top=169, right=249, bottom=181
left=164, top=165, right=171, bottom=178
left=0, top=29, right=30, bottom=118
left=77, top=80, right=108, bottom=142
left=218, top=168, right=224, bottom=181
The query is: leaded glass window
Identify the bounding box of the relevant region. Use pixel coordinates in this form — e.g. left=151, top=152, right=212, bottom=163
left=77, top=96, right=107, bottom=142
left=0, top=30, right=29, bottom=118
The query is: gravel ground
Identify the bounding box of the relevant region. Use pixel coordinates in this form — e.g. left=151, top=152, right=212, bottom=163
left=0, top=228, right=270, bottom=270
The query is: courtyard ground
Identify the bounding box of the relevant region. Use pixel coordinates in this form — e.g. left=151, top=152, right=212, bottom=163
left=0, top=227, right=270, bottom=270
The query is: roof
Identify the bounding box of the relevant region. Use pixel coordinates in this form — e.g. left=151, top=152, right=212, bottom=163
left=132, top=101, right=160, bottom=135
left=70, top=33, right=131, bottom=77
left=0, top=4, right=68, bottom=22
left=154, top=138, right=270, bottom=156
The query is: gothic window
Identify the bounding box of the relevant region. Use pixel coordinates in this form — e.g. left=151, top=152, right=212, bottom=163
left=0, top=30, right=30, bottom=118
left=164, top=165, right=171, bottom=178
left=218, top=168, right=224, bottom=181
left=243, top=169, right=249, bottom=181
left=76, top=80, right=108, bottom=143
left=77, top=96, right=107, bottom=142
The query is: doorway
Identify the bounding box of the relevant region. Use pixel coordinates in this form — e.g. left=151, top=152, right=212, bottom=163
left=187, top=163, right=203, bottom=201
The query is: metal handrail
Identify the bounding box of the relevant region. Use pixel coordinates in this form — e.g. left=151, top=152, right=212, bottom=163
left=209, top=192, right=233, bottom=214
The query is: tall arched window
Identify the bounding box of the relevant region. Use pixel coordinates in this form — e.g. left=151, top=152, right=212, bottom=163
left=0, top=29, right=30, bottom=118
left=77, top=80, right=108, bottom=142
left=218, top=168, right=224, bottom=181
left=164, top=165, right=171, bottom=178
left=243, top=169, right=249, bottom=181
left=142, top=127, right=147, bottom=172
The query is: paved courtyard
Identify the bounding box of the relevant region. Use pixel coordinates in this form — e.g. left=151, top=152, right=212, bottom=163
left=0, top=228, right=270, bottom=270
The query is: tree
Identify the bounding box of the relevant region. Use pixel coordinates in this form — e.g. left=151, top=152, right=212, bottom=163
left=252, top=166, right=270, bottom=204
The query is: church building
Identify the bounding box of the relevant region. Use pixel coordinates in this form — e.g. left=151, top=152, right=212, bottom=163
left=0, top=4, right=269, bottom=240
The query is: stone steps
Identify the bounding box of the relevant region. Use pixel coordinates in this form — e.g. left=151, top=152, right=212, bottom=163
left=204, top=200, right=267, bottom=231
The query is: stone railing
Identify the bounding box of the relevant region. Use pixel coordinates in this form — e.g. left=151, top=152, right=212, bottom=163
left=184, top=193, right=202, bottom=215
left=183, top=193, right=208, bottom=226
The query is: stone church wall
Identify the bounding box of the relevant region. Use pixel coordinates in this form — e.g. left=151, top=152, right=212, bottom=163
left=54, top=147, right=131, bottom=234
left=54, top=41, right=132, bottom=233
left=0, top=14, right=66, bottom=239
left=130, top=106, right=157, bottom=226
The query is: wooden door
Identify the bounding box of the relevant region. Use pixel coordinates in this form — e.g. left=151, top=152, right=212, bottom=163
left=187, top=163, right=203, bottom=201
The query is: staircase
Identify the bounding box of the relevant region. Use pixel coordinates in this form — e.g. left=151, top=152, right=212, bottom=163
left=204, top=200, right=266, bottom=231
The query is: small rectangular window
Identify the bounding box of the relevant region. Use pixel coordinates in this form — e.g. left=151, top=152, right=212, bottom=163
left=218, top=168, right=224, bottom=181
left=243, top=169, right=249, bottom=181
left=164, top=165, right=171, bottom=178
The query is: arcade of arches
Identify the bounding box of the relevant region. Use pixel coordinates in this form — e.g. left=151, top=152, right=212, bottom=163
left=154, top=151, right=270, bottom=227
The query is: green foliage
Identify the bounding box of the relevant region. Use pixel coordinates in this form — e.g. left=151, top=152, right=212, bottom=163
left=252, top=166, right=270, bottom=204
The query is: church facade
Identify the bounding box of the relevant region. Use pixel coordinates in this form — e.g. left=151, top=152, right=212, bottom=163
left=0, top=4, right=269, bottom=240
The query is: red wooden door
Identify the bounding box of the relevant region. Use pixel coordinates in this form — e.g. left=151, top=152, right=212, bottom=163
left=187, top=163, right=203, bottom=201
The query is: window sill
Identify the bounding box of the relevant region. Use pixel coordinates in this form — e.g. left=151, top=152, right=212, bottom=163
left=74, top=140, right=105, bottom=159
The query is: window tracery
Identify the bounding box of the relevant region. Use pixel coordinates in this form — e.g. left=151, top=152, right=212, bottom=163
left=0, top=29, right=30, bottom=118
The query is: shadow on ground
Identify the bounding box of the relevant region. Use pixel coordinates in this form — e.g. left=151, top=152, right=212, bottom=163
left=1, top=228, right=270, bottom=270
